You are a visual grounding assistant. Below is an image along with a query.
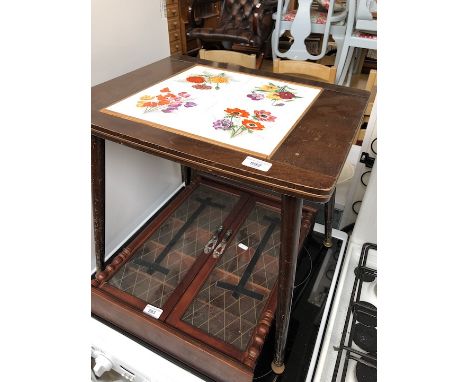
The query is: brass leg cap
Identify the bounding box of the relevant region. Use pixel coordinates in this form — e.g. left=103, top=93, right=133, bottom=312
left=271, top=361, right=285, bottom=374
left=323, top=238, right=333, bottom=248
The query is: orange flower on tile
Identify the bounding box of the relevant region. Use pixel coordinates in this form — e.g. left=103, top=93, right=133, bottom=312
left=242, top=119, right=265, bottom=130
left=160, top=87, right=170, bottom=92
left=225, top=108, right=249, bottom=118
left=142, top=102, right=159, bottom=107
left=210, top=76, right=228, bottom=84
left=186, top=76, right=205, bottom=83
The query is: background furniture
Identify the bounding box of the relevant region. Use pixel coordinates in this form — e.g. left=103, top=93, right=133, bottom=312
left=272, top=0, right=348, bottom=62
left=166, top=0, right=184, bottom=55
left=272, top=58, right=337, bottom=82
left=187, top=0, right=278, bottom=61
left=180, top=0, right=222, bottom=54
left=91, top=55, right=368, bottom=380
left=335, top=0, right=377, bottom=84
left=199, top=48, right=257, bottom=69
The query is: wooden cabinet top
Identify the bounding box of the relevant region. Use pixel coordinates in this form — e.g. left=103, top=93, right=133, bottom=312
left=91, top=55, right=369, bottom=202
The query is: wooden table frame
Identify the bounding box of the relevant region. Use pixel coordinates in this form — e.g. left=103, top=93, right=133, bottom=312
left=91, top=54, right=368, bottom=375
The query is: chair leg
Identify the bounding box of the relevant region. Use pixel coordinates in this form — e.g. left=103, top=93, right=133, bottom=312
left=345, top=48, right=358, bottom=86
left=333, top=35, right=344, bottom=67
left=337, top=46, right=355, bottom=85
left=271, top=27, right=278, bottom=60
left=355, top=48, right=367, bottom=74
left=335, top=42, right=349, bottom=84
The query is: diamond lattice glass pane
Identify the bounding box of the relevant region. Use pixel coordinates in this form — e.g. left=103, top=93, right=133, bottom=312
left=181, top=203, right=280, bottom=350
left=108, top=184, right=239, bottom=308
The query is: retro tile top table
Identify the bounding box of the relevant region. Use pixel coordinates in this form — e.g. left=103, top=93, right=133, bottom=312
left=102, top=64, right=322, bottom=159
left=91, top=54, right=369, bottom=382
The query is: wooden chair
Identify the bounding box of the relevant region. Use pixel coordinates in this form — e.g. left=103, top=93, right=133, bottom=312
left=272, top=0, right=348, bottom=63
left=272, top=58, right=337, bottom=83
left=335, top=0, right=377, bottom=84
left=199, top=49, right=257, bottom=69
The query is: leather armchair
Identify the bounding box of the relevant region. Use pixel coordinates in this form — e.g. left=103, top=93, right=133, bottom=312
left=188, top=0, right=278, bottom=51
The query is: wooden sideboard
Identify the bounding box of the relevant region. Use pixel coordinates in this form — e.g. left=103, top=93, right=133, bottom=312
left=166, top=0, right=183, bottom=55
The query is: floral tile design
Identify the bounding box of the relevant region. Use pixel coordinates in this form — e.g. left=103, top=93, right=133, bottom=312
left=247, top=82, right=302, bottom=106
left=184, top=71, right=232, bottom=90
left=213, top=108, right=277, bottom=138
left=105, top=65, right=322, bottom=157
left=136, top=87, right=197, bottom=114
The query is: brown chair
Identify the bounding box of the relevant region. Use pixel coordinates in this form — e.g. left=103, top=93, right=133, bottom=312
left=199, top=48, right=257, bottom=69
left=188, top=0, right=278, bottom=61
left=272, top=58, right=337, bottom=83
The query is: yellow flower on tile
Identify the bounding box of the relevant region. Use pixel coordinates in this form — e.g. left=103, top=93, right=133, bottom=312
left=140, top=95, right=155, bottom=100
left=210, top=76, right=229, bottom=84
left=260, top=84, right=279, bottom=92
left=266, top=92, right=281, bottom=100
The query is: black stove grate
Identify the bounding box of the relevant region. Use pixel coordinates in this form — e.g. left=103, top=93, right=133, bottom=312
left=332, top=242, right=377, bottom=382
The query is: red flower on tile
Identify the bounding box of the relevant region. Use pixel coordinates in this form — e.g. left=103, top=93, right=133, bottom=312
left=242, top=119, right=265, bottom=130
left=278, top=91, right=295, bottom=100
left=253, top=110, right=276, bottom=122
left=186, top=76, right=205, bottom=83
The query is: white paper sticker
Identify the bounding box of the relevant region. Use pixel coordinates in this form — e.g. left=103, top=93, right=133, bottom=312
left=143, top=304, right=163, bottom=319
left=238, top=243, right=248, bottom=250
left=242, top=156, right=272, bottom=172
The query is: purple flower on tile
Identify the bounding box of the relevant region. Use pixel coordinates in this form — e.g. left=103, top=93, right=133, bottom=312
left=178, top=92, right=191, bottom=98
left=213, top=118, right=232, bottom=130
left=247, top=92, right=265, bottom=101
left=162, top=107, right=175, bottom=113
left=184, top=102, right=197, bottom=108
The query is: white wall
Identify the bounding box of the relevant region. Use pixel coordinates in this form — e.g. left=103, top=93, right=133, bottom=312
left=92, top=0, right=183, bottom=271
left=92, top=0, right=170, bottom=86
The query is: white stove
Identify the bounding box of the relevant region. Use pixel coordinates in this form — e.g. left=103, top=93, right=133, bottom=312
left=309, top=161, right=377, bottom=382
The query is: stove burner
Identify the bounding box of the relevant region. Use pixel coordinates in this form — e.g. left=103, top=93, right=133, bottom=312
left=353, top=323, right=377, bottom=353
left=354, top=266, right=376, bottom=282
left=354, top=301, right=377, bottom=328
left=355, top=356, right=377, bottom=382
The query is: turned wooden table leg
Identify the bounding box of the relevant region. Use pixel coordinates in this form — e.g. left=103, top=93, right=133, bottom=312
left=271, top=195, right=303, bottom=374
left=91, top=135, right=105, bottom=274
left=323, top=189, right=336, bottom=248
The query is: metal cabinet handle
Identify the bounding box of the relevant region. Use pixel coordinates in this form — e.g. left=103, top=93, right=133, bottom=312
left=212, top=229, right=233, bottom=258
left=204, top=225, right=223, bottom=254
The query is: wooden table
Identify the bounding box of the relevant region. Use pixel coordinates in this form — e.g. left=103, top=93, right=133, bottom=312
left=91, top=54, right=369, bottom=376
